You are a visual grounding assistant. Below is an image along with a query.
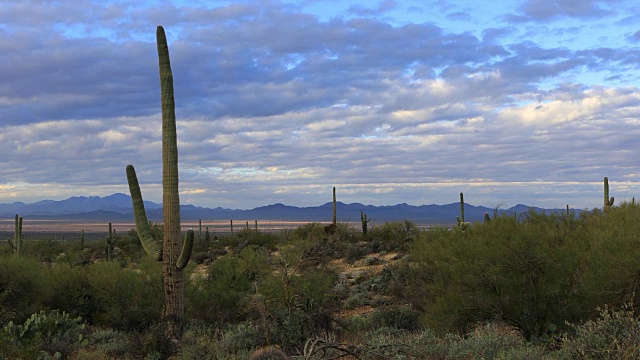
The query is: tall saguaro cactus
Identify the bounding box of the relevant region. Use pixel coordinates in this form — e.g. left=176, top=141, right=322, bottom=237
left=604, top=176, right=614, bottom=211
left=125, top=26, right=194, bottom=332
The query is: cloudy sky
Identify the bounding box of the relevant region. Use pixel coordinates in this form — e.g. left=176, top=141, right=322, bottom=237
left=1, top=0, right=639, bottom=210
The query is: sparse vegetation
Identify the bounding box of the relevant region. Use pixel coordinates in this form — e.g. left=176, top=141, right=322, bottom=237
left=2, top=202, right=640, bottom=357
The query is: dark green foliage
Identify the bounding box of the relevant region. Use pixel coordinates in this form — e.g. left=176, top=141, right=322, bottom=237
left=186, top=247, right=268, bottom=324
left=410, top=206, right=640, bottom=341
left=0, top=255, right=46, bottom=325
left=366, top=220, right=418, bottom=252
left=86, top=260, right=164, bottom=330
left=44, top=264, right=98, bottom=323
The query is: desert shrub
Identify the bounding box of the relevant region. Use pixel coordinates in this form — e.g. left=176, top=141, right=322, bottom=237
left=25, top=238, right=69, bottom=263
left=43, top=264, right=99, bottom=323
left=445, top=324, right=543, bottom=360
left=186, top=247, right=269, bottom=324
left=554, top=305, right=640, bottom=359
left=367, top=220, right=418, bottom=251
left=258, top=256, right=336, bottom=353
left=368, top=307, right=422, bottom=331
left=216, top=323, right=264, bottom=356
left=366, top=328, right=446, bottom=359
left=178, top=322, right=221, bottom=360
left=235, top=228, right=279, bottom=250
left=1, top=309, right=88, bottom=359
left=0, top=255, right=46, bottom=324
left=249, top=345, right=289, bottom=359
left=344, top=242, right=370, bottom=263
left=411, top=213, right=590, bottom=340
left=86, top=259, right=163, bottom=329
left=132, top=321, right=175, bottom=359
left=89, top=328, right=136, bottom=358
left=575, top=204, right=640, bottom=312
left=293, top=222, right=326, bottom=242
left=355, top=325, right=545, bottom=359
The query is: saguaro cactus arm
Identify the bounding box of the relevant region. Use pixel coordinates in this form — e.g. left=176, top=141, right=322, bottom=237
left=176, top=229, right=194, bottom=269
left=604, top=177, right=614, bottom=208
left=126, top=164, right=163, bottom=261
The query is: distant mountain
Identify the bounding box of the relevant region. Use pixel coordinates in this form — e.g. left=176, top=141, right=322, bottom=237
left=0, top=193, right=161, bottom=217
left=0, top=193, right=578, bottom=225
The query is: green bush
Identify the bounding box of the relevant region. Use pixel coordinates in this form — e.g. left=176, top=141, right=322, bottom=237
left=186, top=247, right=268, bottom=324
left=367, top=220, right=418, bottom=251
left=258, top=252, right=336, bottom=352
left=44, top=264, right=99, bottom=323
left=410, top=213, right=590, bottom=340
left=86, top=259, right=163, bottom=329
left=0, top=255, right=46, bottom=324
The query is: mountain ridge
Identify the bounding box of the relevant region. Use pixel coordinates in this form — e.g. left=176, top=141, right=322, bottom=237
left=0, top=193, right=580, bottom=224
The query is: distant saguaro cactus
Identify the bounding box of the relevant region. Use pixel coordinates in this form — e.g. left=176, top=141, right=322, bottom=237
left=8, top=214, right=23, bottom=256
left=456, top=192, right=469, bottom=231
left=360, top=210, right=370, bottom=235
left=604, top=176, right=614, bottom=211
left=105, top=222, right=114, bottom=261
left=125, top=25, right=194, bottom=335
left=483, top=212, right=491, bottom=224
left=332, top=186, right=337, bottom=226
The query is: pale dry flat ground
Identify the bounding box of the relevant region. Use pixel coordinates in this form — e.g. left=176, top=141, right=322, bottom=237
left=0, top=219, right=322, bottom=233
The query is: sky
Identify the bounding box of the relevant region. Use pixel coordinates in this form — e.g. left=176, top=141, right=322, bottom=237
left=1, top=0, right=640, bottom=210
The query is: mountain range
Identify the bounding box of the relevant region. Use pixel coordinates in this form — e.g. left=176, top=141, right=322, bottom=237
left=0, top=193, right=580, bottom=225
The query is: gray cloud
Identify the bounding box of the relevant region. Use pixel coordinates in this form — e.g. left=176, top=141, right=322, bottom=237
left=508, top=0, right=621, bottom=22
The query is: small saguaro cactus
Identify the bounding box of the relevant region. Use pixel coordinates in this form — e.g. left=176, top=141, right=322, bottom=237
left=80, top=230, right=85, bottom=250
left=360, top=210, right=371, bottom=235
left=105, top=223, right=114, bottom=261
left=204, top=226, right=210, bottom=252
left=125, top=25, right=194, bottom=332
left=8, top=214, right=23, bottom=256
left=456, top=192, right=469, bottom=231
left=604, top=176, right=614, bottom=210
left=483, top=212, right=491, bottom=224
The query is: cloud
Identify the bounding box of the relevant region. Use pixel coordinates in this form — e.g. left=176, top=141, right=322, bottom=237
left=508, top=0, right=622, bottom=22
left=0, top=0, right=638, bottom=210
